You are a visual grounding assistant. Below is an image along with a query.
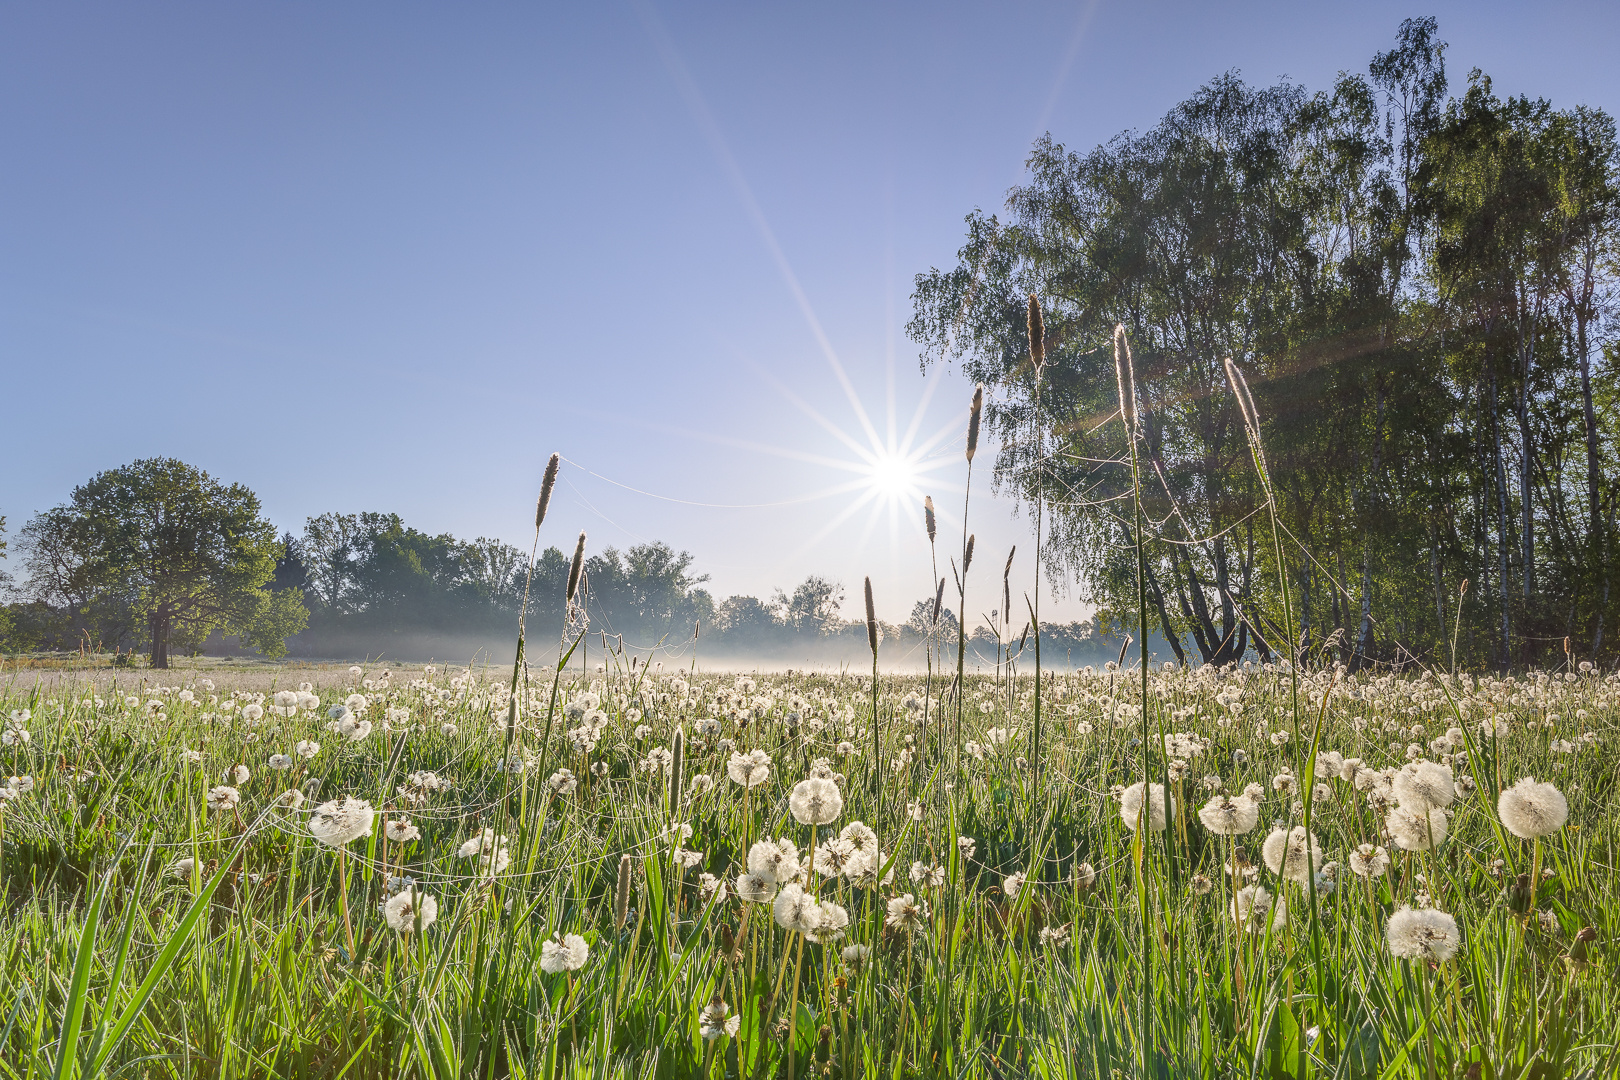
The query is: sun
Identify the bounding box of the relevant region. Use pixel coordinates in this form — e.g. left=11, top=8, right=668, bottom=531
left=867, top=452, right=918, bottom=500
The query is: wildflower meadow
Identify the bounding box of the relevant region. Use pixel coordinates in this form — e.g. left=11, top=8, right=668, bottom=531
left=0, top=642, right=1615, bottom=1078
left=2, top=324, right=1619, bottom=1079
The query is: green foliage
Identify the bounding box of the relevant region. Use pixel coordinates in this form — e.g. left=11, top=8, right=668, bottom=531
left=909, top=17, right=1620, bottom=671
left=10, top=459, right=305, bottom=666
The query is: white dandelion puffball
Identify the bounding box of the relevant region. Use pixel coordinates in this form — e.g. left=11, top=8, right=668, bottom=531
left=223, top=764, right=251, bottom=786
left=735, top=872, right=776, bottom=903
left=1261, top=827, right=1323, bottom=883
left=384, top=818, right=421, bottom=842
left=309, top=798, right=375, bottom=847
left=1120, top=782, right=1172, bottom=833
left=268, top=754, right=294, bottom=771
left=727, top=749, right=771, bottom=789
left=1231, top=885, right=1286, bottom=935
left=1348, top=844, right=1390, bottom=878
left=808, top=900, right=850, bottom=943
left=1386, top=906, right=1460, bottom=962
left=294, top=740, right=321, bottom=759
left=747, top=838, right=801, bottom=884
left=789, top=777, right=843, bottom=825
left=205, top=786, right=241, bottom=813
left=1386, top=805, right=1449, bottom=852
left=1497, top=777, right=1568, bottom=839
left=773, top=883, right=822, bottom=934
left=458, top=829, right=512, bottom=876
left=884, top=892, right=929, bottom=930
left=384, top=888, right=438, bottom=933
left=1392, top=761, right=1455, bottom=812
left=1197, top=794, right=1260, bottom=836
left=539, top=932, right=590, bottom=974
left=699, top=1000, right=742, bottom=1041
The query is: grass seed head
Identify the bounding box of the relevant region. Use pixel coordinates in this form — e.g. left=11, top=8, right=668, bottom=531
left=615, top=854, right=632, bottom=928
left=865, top=577, right=879, bottom=655
left=537, top=452, right=561, bottom=529
left=966, top=384, right=983, bottom=462
left=1027, top=292, right=1044, bottom=372
left=567, top=531, right=587, bottom=602
left=1112, top=325, right=1137, bottom=429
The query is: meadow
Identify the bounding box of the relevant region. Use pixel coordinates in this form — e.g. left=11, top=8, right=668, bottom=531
left=0, top=648, right=1614, bottom=1079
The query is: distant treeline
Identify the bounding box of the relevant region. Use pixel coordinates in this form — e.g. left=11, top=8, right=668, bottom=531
left=280, top=512, right=1119, bottom=666
left=0, top=495, right=1122, bottom=667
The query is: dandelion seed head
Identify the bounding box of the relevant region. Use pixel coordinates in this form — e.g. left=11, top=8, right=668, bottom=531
left=309, top=797, right=374, bottom=847
left=1386, top=906, right=1460, bottom=962
left=1497, top=777, right=1568, bottom=839
left=1261, top=826, right=1322, bottom=883
left=1197, top=793, right=1260, bottom=836
left=384, top=888, right=438, bottom=933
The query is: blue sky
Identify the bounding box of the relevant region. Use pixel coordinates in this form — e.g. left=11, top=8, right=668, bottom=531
left=3, top=1, right=1616, bottom=623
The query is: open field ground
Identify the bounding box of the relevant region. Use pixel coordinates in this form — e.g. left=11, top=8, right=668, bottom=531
left=0, top=657, right=1615, bottom=1078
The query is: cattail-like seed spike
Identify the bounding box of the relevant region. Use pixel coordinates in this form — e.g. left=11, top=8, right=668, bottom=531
left=1027, top=293, right=1045, bottom=372
left=1112, top=325, right=1137, bottom=430
left=964, top=534, right=976, bottom=574
left=1223, top=357, right=1260, bottom=436
left=966, top=385, right=983, bottom=462
left=669, top=726, right=685, bottom=811
left=864, top=577, right=879, bottom=655
left=1003, top=545, right=1016, bottom=579
left=1117, top=634, right=1132, bottom=669
left=924, top=496, right=936, bottom=544
left=566, top=532, right=587, bottom=602
left=931, top=577, right=946, bottom=624
left=615, top=854, right=632, bottom=929
left=1223, top=357, right=1268, bottom=473
left=536, top=453, right=561, bottom=529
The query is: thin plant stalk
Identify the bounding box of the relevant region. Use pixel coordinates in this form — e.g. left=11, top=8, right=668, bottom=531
left=1115, top=325, right=1153, bottom=1073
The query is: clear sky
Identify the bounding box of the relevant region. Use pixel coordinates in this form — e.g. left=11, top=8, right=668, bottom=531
left=3, top=1, right=1616, bottom=624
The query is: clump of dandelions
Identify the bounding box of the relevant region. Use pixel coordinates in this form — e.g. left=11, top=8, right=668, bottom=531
left=309, top=798, right=375, bottom=847
left=1120, top=781, right=1173, bottom=833
left=459, top=829, right=513, bottom=879
left=1198, top=793, right=1260, bottom=835
left=1261, top=826, right=1323, bottom=883
left=699, top=997, right=741, bottom=1041
left=789, top=776, right=843, bottom=825
left=885, top=893, right=929, bottom=931
left=539, top=932, right=590, bottom=973
left=307, top=796, right=375, bottom=954
left=1386, top=805, right=1449, bottom=852
left=727, top=749, right=771, bottom=788
left=1392, top=761, right=1455, bottom=813
left=1386, top=906, right=1460, bottom=962
left=1497, top=777, right=1569, bottom=839
left=384, top=887, right=438, bottom=933
left=1348, top=844, right=1390, bottom=878
left=1231, top=885, right=1285, bottom=935
left=773, top=883, right=821, bottom=934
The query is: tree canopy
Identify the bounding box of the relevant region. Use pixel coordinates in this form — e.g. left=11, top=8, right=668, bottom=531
left=909, top=18, right=1620, bottom=670
left=16, top=458, right=306, bottom=666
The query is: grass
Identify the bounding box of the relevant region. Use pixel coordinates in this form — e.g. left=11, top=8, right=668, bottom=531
left=0, top=654, right=1615, bottom=1079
